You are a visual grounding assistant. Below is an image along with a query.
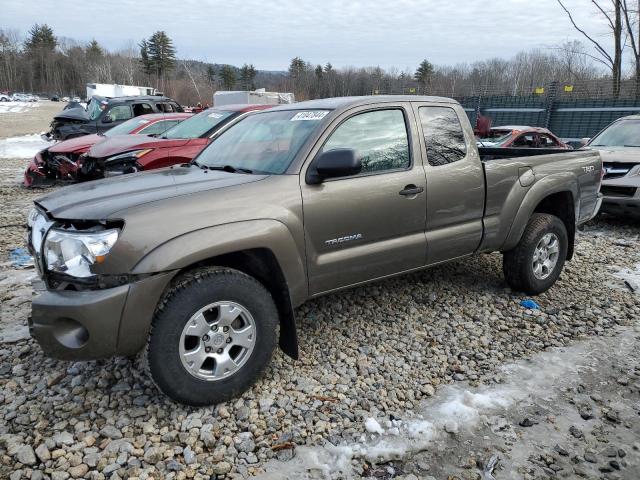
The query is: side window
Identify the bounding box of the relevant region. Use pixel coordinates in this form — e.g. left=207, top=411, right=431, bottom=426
left=512, top=133, right=536, bottom=148
left=106, top=105, right=132, bottom=122
left=159, top=103, right=175, bottom=113
left=539, top=134, right=558, bottom=147
left=322, top=109, right=410, bottom=174
left=418, top=106, right=467, bottom=166
left=133, top=103, right=153, bottom=116
left=139, top=120, right=179, bottom=135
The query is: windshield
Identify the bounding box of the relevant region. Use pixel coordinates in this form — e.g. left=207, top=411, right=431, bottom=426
left=87, top=98, right=102, bottom=120
left=591, top=119, right=640, bottom=147
left=163, top=109, right=234, bottom=139
left=194, top=109, right=329, bottom=174
left=104, top=117, right=152, bottom=137
left=478, top=130, right=512, bottom=145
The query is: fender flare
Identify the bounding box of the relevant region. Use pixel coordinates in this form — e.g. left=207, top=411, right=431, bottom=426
left=501, top=173, right=578, bottom=252
left=131, top=220, right=308, bottom=359
left=132, top=219, right=308, bottom=305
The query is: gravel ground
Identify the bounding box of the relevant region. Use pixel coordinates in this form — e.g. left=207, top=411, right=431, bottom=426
left=1, top=109, right=639, bottom=479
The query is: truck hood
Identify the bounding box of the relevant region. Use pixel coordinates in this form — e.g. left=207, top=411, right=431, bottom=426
left=53, top=108, right=90, bottom=122
left=588, top=146, right=640, bottom=164
left=36, top=166, right=267, bottom=219
left=88, top=134, right=189, bottom=158
left=49, top=134, right=103, bottom=154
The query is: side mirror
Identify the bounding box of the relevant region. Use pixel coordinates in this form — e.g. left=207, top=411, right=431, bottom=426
left=307, top=148, right=361, bottom=184
left=102, top=115, right=113, bottom=124
left=580, top=137, right=591, bottom=146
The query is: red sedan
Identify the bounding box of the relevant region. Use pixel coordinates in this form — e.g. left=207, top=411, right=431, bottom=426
left=24, top=112, right=191, bottom=186
left=78, top=104, right=273, bottom=180
left=477, top=126, right=571, bottom=149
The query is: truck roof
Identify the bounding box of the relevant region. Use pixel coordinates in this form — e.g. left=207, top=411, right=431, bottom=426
left=268, top=95, right=459, bottom=111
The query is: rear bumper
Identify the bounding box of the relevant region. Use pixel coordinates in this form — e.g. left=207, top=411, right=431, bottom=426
left=30, top=271, right=175, bottom=360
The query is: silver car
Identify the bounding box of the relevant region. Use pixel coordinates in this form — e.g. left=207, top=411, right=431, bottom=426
left=587, top=115, right=640, bottom=217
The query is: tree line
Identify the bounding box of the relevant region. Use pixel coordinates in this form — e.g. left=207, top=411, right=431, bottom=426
left=1, top=13, right=639, bottom=106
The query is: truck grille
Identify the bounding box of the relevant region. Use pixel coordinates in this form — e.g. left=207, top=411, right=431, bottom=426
left=603, top=162, right=635, bottom=179
left=601, top=185, right=637, bottom=197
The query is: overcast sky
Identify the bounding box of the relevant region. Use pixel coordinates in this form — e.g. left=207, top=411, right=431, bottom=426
left=1, top=0, right=613, bottom=71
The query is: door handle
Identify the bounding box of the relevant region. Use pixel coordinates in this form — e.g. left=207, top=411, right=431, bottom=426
left=399, top=184, right=424, bottom=196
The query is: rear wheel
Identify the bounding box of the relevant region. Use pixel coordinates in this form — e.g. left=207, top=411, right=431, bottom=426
left=503, top=213, right=568, bottom=295
left=146, top=267, right=279, bottom=406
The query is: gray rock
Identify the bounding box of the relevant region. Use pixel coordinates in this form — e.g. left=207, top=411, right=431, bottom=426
left=100, top=425, right=123, bottom=440
left=15, top=444, right=36, bottom=465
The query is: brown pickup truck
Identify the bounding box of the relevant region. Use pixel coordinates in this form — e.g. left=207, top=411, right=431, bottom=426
left=27, top=96, right=603, bottom=405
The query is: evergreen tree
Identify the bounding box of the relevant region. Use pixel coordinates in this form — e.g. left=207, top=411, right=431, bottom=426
left=24, top=24, right=57, bottom=91
left=220, top=65, right=236, bottom=90
left=324, top=62, right=333, bottom=74
left=206, top=64, right=216, bottom=86
left=315, top=65, right=323, bottom=79
left=139, top=39, right=152, bottom=76
left=24, top=24, right=56, bottom=53
left=147, top=31, right=176, bottom=78
left=247, top=64, right=257, bottom=89
left=140, top=31, right=176, bottom=88
left=414, top=59, right=434, bottom=92
left=86, top=39, right=102, bottom=58
left=239, top=63, right=251, bottom=90
left=288, top=57, right=306, bottom=80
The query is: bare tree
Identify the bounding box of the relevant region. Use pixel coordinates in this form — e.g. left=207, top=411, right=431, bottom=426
left=621, top=0, right=640, bottom=97
left=556, top=0, right=623, bottom=97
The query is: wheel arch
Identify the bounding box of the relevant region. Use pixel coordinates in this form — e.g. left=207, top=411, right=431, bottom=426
left=502, top=176, right=577, bottom=257
left=132, top=220, right=308, bottom=359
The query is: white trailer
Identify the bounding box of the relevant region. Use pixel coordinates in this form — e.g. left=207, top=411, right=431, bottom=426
left=86, top=83, right=158, bottom=100
left=213, top=88, right=294, bottom=107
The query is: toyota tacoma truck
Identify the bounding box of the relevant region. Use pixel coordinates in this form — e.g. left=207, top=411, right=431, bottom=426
left=27, top=96, right=603, bottom=406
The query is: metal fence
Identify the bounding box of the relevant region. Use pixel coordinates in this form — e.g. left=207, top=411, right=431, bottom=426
left=452, top=80, right=640, bottom=141
left=381, top=79, right=640, bottom=141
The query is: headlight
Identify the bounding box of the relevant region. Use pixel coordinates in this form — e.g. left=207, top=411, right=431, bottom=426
left=107, top=149, right=153, bottom=163
left=27, top=207, right=40, bottom=227
left=44, top=228, right=119, bottom=278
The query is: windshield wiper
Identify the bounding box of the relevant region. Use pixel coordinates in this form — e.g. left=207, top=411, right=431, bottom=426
left=624, top=145, right=640, bottom=147
left=204, top=165, right=253, bottom=174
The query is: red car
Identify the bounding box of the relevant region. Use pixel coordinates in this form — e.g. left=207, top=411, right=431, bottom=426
left=24, top=112, right=191, bottom=186
left=477, top=126, right=571, bottom=149
left=78, top=104, right=273, bottom=179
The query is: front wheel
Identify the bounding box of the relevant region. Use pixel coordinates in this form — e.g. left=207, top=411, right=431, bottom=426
left=146, top=267, right=279, bottom=406
left=503, top=213, right=568, bottom=295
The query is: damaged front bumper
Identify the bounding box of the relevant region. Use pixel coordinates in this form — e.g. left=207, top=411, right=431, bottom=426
left=30, top=271, right=175, bottom=360
left=24, top=150, right=82, bottom=187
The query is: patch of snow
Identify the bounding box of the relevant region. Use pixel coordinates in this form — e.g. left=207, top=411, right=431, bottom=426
left=258, top=331, right=610, bottom=479
left=0, top=134, right=51, bottom=159
left=0, top=101, right=40, bottom=114
left=608, top=263, right=640, bottom=293
left=364, top=418, right=384, bottom=435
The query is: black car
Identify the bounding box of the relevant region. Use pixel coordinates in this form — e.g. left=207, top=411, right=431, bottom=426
left=46, top=95, right=183, bottom=141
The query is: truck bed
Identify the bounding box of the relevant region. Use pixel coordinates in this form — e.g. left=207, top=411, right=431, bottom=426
left=478, top=148, right=602, bottom=253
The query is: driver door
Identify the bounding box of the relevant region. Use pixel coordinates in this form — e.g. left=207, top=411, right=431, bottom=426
left=301, top=104, right=427, bottom=295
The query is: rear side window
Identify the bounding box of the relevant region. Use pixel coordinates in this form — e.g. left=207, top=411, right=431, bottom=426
left=322, top=109, right=410, bottom=174
left=419, top=106, right=467, bottom=166
left=139, top=119, right=181, bottom=135
left=539, top=134, right=558, bottom=147
left=133, top=103, right=154, bottom=116
left=158, top=103, right=175, bottom=113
